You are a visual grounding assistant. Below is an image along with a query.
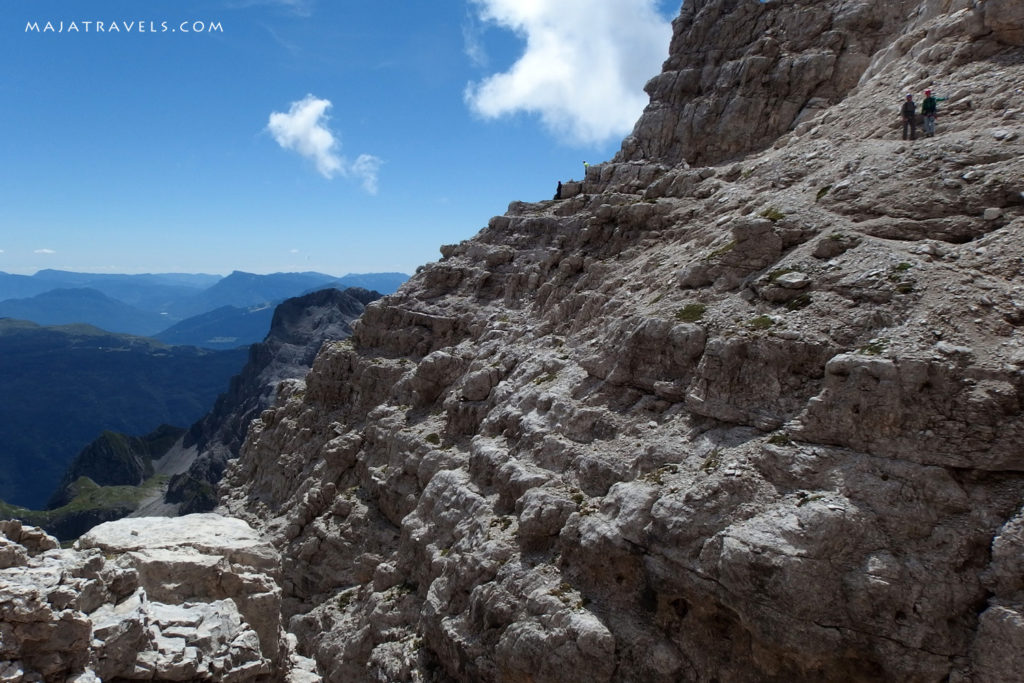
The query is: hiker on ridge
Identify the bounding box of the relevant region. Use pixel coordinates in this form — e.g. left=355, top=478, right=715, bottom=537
left=921, top=88, right=946, bottom=137
left=901, top=94, right=917, bottom=140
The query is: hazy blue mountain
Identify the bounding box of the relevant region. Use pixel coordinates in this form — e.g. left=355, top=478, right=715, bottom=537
left=0, top=272, right=51, bottom=300
left=32, top=269, right=220, bottom=290
left=166, top=271, right=341, bottom=318
left=155, top=304, right=277, bottom=349
left=0, top=271, right=407, bottom=331
left=0, top=288, right=171, bottom=336
left=0, top=270, right=220, bottom=315
left=330, top=272, right=408, bottom=294
left=0, top=319, right=248, bottom=508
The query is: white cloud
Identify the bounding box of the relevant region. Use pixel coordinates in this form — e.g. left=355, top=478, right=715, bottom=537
left=462, top=18, right=488, bottom=68
left=267, top=94, right=383, bottom=193
left=350, top=154, right=382, bottom=194
left=267, top=95, right=341, bottom=178
left=464, top=0, right=672, bottom=146
left=34, top=248, right=55, bottom=255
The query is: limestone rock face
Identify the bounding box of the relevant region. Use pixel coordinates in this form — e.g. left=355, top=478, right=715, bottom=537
left=0, top=515, right=311, bottom=682
left=616, top=0, right=922, bottom=166
left=160, top=287, right=381, bottom=515
left=981, top=0, right=1024, bottom=45
left=214, top=0, right=1024, bottom=681
left=78, top=513, right=283, bottom=663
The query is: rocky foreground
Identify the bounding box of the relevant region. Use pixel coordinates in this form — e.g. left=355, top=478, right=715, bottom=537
left=4, top=0, right=1024, bottom=680
left=0, top=515, right=317, bottom=681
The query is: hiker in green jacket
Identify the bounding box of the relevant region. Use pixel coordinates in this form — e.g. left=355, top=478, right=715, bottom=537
left=921, top=89, right=946, bottom=137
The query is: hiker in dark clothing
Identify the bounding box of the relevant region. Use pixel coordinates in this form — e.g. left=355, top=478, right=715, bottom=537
left=901, top=94, right=917, bottom=140
left=554, top=181, right=563, bottom=200
left=921, top=88, right=945, bottom=137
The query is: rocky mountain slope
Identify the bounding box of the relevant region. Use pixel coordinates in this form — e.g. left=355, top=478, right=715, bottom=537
left=158, top=287, right=382, bottom=515
left=215, top=0, right=1024, bottom=680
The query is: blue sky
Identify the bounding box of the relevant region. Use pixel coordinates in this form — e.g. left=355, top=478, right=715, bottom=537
left=0, top=0, right=678, bottom=277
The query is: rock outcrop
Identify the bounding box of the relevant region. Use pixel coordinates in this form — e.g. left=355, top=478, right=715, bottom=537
left=217, top=0, right=1024, bottom=680
left=157, top=287, right=381, bottom=515
left=616, top=0, right=1024, bottom=167
left=0, top=515, right=316, bottom=681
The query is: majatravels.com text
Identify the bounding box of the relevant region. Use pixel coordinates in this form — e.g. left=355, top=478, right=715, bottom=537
left=26, top=20, right=223, bottom=34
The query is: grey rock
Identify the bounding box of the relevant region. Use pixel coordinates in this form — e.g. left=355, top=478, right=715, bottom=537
left=200, top=0, right=1024, bottom=681
left=615, top=0, right=917, bottom=166
left=560, top=181, right=583, bottom=199
left=0, top=516, right=311, bottom=681
left=78, top=514, right=282, bottom=662
left=774, top=271, right=811, bottom=289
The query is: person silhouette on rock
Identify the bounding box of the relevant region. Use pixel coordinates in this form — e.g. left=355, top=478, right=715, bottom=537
left=901, top=94, right=917, bottom=140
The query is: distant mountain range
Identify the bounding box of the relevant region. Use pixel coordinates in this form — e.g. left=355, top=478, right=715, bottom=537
left=0, top=269, right=408, bottom=345
left=0, top=269, right=408, bottom=508
left=0, top=287, right=381, bottom=537
left=0, top=269, right=220, bottom=305
left=0, top=319, right=249, bottom=508
left=0, top=288, right=171, bottom=336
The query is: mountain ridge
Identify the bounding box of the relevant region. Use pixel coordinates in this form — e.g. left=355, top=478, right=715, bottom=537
left=0, top=287, right=172, bottom=336
left=0, top=269, right=409, bottom=338
left=158, top=286, right=383, bottom=515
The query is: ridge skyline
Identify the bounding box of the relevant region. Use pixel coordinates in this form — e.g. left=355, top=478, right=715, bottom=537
left=2, top=0, right=680, bottom=278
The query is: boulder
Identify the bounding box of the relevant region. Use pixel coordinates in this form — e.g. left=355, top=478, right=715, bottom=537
left=78, top=513, right=283, bottom=663
left=0, top=516, right=305, bottom=681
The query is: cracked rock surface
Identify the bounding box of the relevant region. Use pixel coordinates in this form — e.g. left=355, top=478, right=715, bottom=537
left=0, top=516, right=317, bottom=682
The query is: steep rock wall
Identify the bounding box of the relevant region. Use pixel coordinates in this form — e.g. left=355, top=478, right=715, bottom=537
left=616, top=0, right=1023, bottom=167
left=222, top=1, right=1024, bottom=681
left=159, top=287, right=380, bottom=515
